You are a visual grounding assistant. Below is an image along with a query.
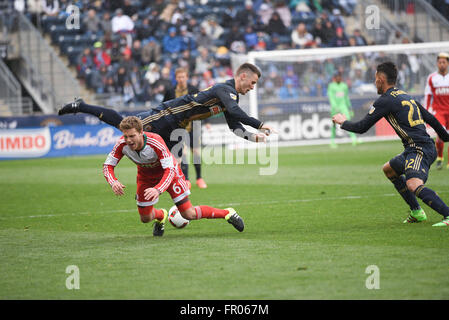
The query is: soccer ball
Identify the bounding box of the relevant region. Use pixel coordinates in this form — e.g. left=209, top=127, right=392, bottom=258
left=168, top=205, right=190, bottom=229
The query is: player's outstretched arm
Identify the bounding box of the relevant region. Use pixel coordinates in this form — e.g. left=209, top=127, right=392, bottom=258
left=111, top=180, right=126, bottom=196
left=418, top=102, right=449, bottom=142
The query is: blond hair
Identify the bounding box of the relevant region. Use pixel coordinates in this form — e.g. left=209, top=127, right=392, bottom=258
left=119, top=116, right=143, bottom=132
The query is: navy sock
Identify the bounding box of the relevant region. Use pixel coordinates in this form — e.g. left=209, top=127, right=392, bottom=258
left=389, top=175, right=420, bottom=211
left=194, top=164, right=202, bottom=179
left=415, top=185, right=449, bottom=218
left=79, top=102, right=123, bottom=128
left=181, top=162, right=189, bottom=180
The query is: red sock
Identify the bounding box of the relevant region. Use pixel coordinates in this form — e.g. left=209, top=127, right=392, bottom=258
left=436, top=138, right=444, bottom=159
left=138, top=206, right=164, bottom=221
left=194, top=206, right=229, bottom=219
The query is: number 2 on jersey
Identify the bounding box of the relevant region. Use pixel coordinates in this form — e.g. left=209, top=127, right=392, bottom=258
left=401, top=99, right=424, bottom=127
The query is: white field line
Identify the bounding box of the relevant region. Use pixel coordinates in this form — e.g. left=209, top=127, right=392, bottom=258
left=2, top=191, right=448, bottom=221
left=0, top=192, right=404, bottom=220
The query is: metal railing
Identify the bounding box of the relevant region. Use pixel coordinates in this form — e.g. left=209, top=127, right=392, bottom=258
left=15, top=12, right=81, bottom=113
left=0, top=57, right=25, bottom=115
left=376, top=0, right=449, bottom=42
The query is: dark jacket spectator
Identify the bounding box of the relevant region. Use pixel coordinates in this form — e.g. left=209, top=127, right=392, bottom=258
left=266, top=12, right=287, bottom=35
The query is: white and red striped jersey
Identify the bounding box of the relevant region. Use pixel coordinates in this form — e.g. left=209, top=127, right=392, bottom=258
left=424, top=72, right=449, bottom=112
left=103, top=132, right=178, bottom=194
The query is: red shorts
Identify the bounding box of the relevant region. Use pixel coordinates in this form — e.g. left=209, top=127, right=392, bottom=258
left=135, top=167, right=190, bottom=207
left=434, top=110, right=449, bottom=129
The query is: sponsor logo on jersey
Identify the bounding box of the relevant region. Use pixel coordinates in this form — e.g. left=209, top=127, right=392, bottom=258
left=369, top=106, right=376, bottom=114
left=229, top=93, right=237, bottom=100
left=435, top=87, right=449, bottom=95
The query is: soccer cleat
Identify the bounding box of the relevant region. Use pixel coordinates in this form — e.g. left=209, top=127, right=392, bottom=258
left=432, top=217, right=449, bottom=227
left=225, top=208, right=244, bottom=232
left=403, top=209, right=427, bottom=223
left=153, top=209, right=168, bottom=236
left=435, top=159, right=443, bottom=170
left=58, top=98, right=83, bottom=115
left=196, top=178, right=207, bottom=189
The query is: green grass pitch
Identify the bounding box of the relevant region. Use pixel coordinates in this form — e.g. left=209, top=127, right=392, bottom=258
left=0, top=140, right=448, bottom=299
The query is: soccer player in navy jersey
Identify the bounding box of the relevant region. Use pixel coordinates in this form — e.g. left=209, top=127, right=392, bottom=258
left=104, top=116, right=244, bottom=237
left=333, top=62, right=449, bottom=227
left=59, top=63, right=274, bottom=154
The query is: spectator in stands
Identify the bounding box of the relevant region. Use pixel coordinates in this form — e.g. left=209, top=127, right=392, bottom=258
left=41, top=0, right=59, bottom=17
left=111, top=8, right=134, bottom=34
left=267, top=11, right=287, bottom=35
left=236, top=0, right=258, bottom=27
left=273, top=0, right=292, bottom=29
left=179, top=25, right=197, bottom=53
left=136, top=17, right=154, bottom=41
left=195, top=46, right=214, bottom=75
left=187, top=17, right=200, bottom=34
left=225, top=23, right=245, bottom=48
left=352, top=29, right=368, bottom=46
left=119, top=47, right=137, bottom=74
left=116, top=66, right=128, bottom=92
left=123, top=80, right=136, bottom=104
left=131, top=39, right=143, bottom=66
left=109, top=40, right=122, bottom=65
left=221, top=4, right=238, bottom=28
left=283, top=65, right=300, bottom=88
left=83, top=8, right=101, bottom=36
left=178, top=49, right=196, bottom=75
left=90, top=64, right=111, bottom=94
left=76, top=47, right=94, bottom=81
left=311, top=18, right=328, bottom=47
left=291, top=22, right=314, bottom=49
left=103, top=76, right=119, bottom=94
left=200, top=16, right=224, bottom=40
left=329, top=27, right=349, bottom=47
left=92, top=41, right=111, bottom=69
left=195, top=25, right=214, bottom=49
left=141, top=37, right=162, bottom=65
left=144, top=62, right=160, bottom=87
left=243, top=25, right=258, bottom=51
left=330, top=8, right=345, bottom=29
left=278, top=78, right=299, bottom=100
left=258, top=3, right=274, bottom=25
left=199, top=70, right=216, bottom=90
left=338, top=0, right=357, bottom=16
left=128, top=65, right=144, bottom=101
left=162, top=26, right=182, bottom=55
left=100, top=11, right=113, bottom=34
left=122, top=0, right=138, bottom=20
left=152, top=67, right=172, bottom=103
left=389, top=30, right=404, bottom=45
left=322, top=19, right=336, bottom=44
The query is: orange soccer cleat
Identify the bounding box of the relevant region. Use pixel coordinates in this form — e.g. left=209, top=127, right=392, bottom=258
left=196, top=178, right=207, bottom=189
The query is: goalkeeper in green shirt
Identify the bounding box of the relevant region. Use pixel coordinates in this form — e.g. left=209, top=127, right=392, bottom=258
left=327, top=72, right=358, bottom=147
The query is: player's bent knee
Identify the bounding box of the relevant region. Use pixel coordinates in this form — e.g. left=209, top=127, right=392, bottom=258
left=180, top=208, right=196, bottom=220
left=406, top=178, right=423, bottom=193
left=382, top=162, right=396, bottom=178
left=140, top=215, right=151, bottom=223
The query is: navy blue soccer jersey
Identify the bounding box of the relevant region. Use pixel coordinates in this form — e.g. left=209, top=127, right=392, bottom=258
left=139, top=79, right=263, bottom=134
left=341, top=87, right=449, bottom=147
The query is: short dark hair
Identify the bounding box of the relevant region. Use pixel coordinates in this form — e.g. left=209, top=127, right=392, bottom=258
left=236, top=63, right=262, bottom=78
left=376, top=62, right=397, bottom=85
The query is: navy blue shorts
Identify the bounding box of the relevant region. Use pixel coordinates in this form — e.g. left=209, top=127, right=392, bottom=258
left=389, top=143, right=437, bottom=183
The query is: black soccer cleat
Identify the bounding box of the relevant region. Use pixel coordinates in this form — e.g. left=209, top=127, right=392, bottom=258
left=225, top=208, right=244, bottom=232
left=58, top=98, right=83, bottom=115
left=153, top=209, right=168, bottom=237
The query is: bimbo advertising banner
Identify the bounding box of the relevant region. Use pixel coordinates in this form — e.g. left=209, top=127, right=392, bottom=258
left=0, top=125, right=122, bottom=159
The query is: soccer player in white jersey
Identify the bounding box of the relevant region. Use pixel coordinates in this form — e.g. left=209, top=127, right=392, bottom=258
left=424, top=52, right=449, bottom=169
left=103, top=116, right=244, bottom=236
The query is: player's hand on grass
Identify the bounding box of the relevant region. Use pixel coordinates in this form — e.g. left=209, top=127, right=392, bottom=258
left=111, top=180, right=126, bottom=196
left=144, top=187, right=160, bottom=201
left=332, top=113, right=347, bottom=125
